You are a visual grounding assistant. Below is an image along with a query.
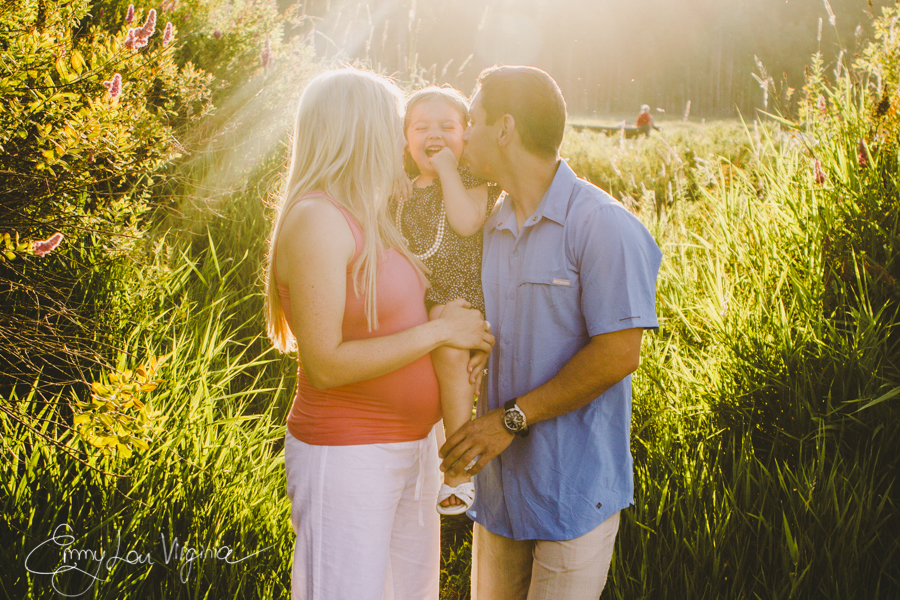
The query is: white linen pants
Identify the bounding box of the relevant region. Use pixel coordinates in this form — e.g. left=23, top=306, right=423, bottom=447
left=284, top=430, right=441, bottom=600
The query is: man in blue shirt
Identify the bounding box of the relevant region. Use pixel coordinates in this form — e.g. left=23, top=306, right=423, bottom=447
left=440, top=66, right=662, bottom=599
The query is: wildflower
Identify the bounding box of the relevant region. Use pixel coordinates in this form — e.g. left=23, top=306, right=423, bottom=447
left=213, top=29, right=223, bottom=39
left=814, top=158, right=826, bottom=184
left=162, top=0, right=178, bottom=12
left=123, top=28, right=137, bottom=49
left=33, top=233, right=64, bottom=257
left=102, top=73, right=122, bottom=99
left=817, top=95, right=827, bottom=113
left=858, top=140, right=869, bottom=168
left=125, top=4, right=135, bottom=25
left=260, top=36, right=272, bottom=68
left=163, top=22, right=173, bottom=45
left=140, top=8, right=157, bottom=38
left=131, top=33, right=148, bottom=49
left=123, top=9, right=156, bottom=50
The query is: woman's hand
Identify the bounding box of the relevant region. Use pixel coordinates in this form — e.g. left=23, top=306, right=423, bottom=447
left=437, top=298, right=494, bottom=353
left=394, top=173, right=413, bottom=202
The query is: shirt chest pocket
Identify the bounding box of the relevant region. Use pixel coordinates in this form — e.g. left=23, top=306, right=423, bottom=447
left=518, top=268, right=584, bottom=335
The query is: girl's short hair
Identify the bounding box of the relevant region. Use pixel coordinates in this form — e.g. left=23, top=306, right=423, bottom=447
left=266, top=67, right=425, bottom=352
left=403, top=85, right=470, bottom=177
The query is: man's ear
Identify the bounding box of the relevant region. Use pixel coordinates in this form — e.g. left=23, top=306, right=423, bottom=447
left=497, top=114, right=517, bottom=147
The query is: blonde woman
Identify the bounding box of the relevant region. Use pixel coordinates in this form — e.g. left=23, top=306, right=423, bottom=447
left=266, top=68, right=494, bottom=599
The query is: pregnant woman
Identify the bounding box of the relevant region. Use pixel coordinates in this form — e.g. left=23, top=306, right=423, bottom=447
left=264, top=67, right=494, bottom=600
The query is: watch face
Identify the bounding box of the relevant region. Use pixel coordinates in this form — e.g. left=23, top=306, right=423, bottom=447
left=504, top=408, right=525, bottom=432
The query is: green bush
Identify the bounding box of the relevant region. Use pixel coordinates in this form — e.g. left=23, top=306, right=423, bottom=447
left=0, top=0, right=214, bottom=405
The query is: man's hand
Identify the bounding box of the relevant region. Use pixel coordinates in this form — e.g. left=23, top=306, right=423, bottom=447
left=467, top=349, right=489, bottom=387
left=439, top=408, right=513, bottom=477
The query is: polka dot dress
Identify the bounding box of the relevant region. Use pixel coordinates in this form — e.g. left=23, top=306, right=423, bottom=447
left=392, top=166, right=501, bottom=315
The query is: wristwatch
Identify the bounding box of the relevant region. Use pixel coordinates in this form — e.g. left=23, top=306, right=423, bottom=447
left=502, top=398, right=529, bottom=437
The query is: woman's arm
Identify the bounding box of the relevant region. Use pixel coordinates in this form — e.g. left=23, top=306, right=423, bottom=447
left=277, top=197, right=494, bottom=390
left=430, top=147, right=489, bottom=237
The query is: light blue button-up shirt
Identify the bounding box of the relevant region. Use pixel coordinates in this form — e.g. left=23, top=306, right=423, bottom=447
left=470, top=160, right=662, bottom=541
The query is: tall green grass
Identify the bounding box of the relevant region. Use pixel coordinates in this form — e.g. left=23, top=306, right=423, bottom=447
left=1, top=240, right=295, bottom=599
left=605, top=90, right=899, bottom=597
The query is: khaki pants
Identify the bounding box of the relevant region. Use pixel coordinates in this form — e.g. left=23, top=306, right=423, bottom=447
left=471, top=511, right=620, bottom=600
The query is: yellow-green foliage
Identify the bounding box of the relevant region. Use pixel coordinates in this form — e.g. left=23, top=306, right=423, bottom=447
left=71, top=355, right=165, bottom=458
left=0, top=0, right=212, bottom=236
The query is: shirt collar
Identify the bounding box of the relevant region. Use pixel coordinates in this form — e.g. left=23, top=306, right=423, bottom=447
left=485, top=160, right=577, bottom=233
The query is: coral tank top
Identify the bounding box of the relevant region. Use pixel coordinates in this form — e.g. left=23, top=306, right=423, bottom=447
left=277, top=193, right=441, bottom=445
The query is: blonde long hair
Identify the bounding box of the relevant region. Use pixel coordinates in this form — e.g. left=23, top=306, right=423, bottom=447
left=265, top=67, right=425, bottom=353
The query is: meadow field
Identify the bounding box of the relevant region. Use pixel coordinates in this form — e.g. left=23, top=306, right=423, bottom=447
left=2, top=1, right=899, bottom=598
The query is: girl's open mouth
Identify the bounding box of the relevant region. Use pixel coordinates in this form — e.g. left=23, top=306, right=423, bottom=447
left=425, top=146, right=443, bottom=156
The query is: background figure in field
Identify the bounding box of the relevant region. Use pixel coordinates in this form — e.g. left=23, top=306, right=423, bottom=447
left=393, top=86, right=502, bottom=515
left=637, top=104, right=654, bottom=136
left=266, top=67, right=494, bottom=600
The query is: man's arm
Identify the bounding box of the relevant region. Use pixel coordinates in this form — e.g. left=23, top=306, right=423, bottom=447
left=439, top=327, right=645, bottom=477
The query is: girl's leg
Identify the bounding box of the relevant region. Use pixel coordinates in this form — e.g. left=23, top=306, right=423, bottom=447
left=429, top=303, right=477, bottom=510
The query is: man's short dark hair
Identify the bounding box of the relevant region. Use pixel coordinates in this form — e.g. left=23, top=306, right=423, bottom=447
left=474, top=66, right=567, bottom=159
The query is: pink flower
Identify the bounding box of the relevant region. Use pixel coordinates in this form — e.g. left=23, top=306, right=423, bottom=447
left=858, top=139, right=869, bottom=168
left=103, top=73, right=122, bottom=99
left=140, top=9, right=157, bottom=38
left=814, top=158, right=826, bottom=185
left=163, top=22, right=173, bottom=45
left=125, top=4, right=135, bottom=25
left=33, top=233, right=64, bottom=257
left=123, top=28, right=137, bottom=49
left=213, top=29, right=223, bottom=39
left=162, top=0, right=178, bottom=12
left=123, top=9, right=156, bottom=50
left=260, top=36, right=272, bottom=68
left=817, top=95, right=827, bottom=113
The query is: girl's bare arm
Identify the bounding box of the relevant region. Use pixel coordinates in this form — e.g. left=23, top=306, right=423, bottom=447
left=430, top=147, right=489, bottom=237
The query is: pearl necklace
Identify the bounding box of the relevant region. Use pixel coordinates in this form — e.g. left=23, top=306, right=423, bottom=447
left=395, top=178, right=446, bottom=261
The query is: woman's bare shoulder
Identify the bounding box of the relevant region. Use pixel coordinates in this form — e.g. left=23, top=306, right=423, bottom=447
left=276, top=196, right=355, bottom=279
left=282, top=196, right=347, bottom=232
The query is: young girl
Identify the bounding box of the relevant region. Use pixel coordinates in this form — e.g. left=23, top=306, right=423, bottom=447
left=393, top=86, right=502, bottom=515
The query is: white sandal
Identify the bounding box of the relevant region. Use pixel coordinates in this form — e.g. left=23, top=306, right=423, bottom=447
left=436, top=482, right=475, bottom=516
